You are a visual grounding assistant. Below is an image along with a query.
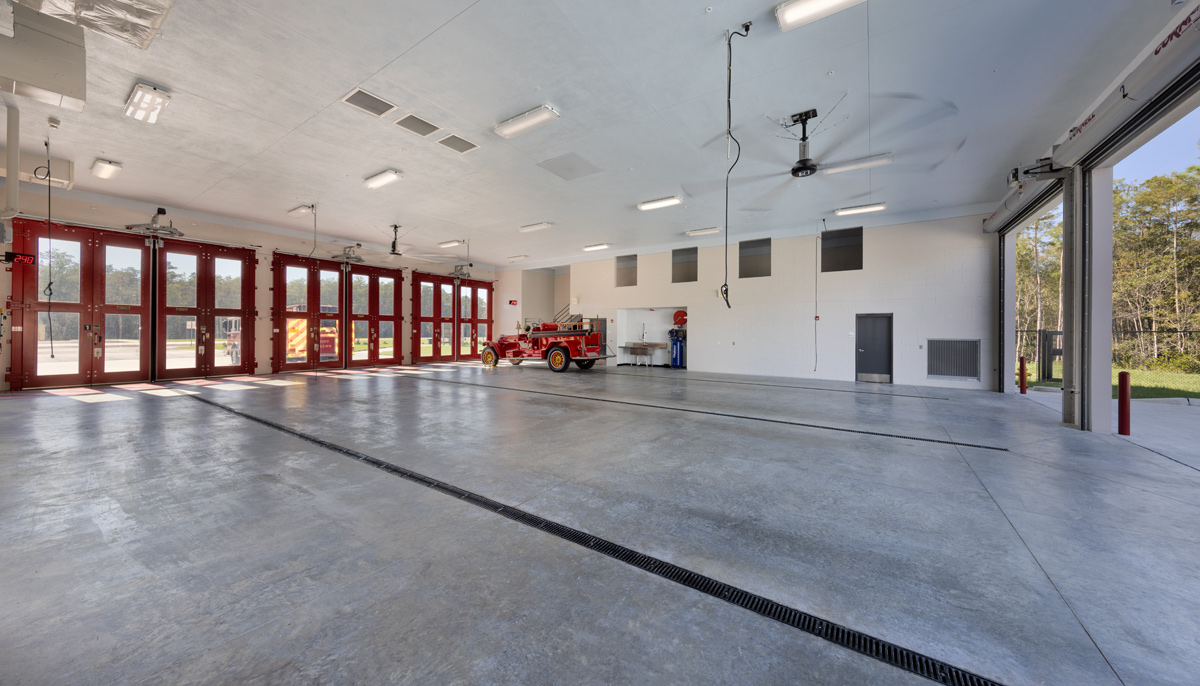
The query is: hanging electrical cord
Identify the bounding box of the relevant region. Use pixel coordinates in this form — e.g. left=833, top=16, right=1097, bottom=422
left=34, top=139, right=55, bottom=358
left=815, top=219, right=825, bottom=372
left=721, top=21, right=752, bottom=309
left=305, top=204, right=318, bottom=258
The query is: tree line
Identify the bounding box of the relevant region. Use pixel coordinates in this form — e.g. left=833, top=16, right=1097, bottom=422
left=1014, top=162, right=1200, bottom=373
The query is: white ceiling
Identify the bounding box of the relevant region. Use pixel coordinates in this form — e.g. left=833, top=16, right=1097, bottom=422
left=0, top=0, right=1181, bottom=269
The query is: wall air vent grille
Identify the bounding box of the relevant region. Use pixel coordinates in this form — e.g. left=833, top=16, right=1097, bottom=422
left=341, top=89, right=396, bottom=118
left=927, top=339, right=981, bottom=380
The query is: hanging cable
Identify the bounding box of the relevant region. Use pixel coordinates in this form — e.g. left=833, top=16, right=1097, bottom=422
left=815, top=220, right=825, bottom=372
left=305, top=204, right=318, bottom=258
left=721, top=22, right=751, bottom=309
left=34, top=140, right=56, bottom=358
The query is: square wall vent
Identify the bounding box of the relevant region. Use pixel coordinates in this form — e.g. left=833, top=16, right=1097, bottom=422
left=395, top=114, right=440, bottom=137
left=437, top=134, right=479, bottom=154
left=341, top=88, right=396, bottom=118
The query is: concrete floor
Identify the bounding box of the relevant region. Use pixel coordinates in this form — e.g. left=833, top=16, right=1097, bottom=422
left=2, top=364, right=1199, bottom=685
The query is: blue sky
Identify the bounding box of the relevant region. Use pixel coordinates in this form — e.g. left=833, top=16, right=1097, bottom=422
left=1113, top=106, right=1200, bottom=183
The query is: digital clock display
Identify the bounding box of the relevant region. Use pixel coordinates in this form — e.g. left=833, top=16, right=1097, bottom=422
left=4, top=251, right=36, bottom=265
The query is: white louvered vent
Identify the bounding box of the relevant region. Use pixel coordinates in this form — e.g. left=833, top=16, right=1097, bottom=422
left=395, top=114, right=440, bottom=137
left=341, top=89, right=396, bottom=118
left=927, top=340, right=980, bottom=380
left=437, top=134, right=479, bottom=154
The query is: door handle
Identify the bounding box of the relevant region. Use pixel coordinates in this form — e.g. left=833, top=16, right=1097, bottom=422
left=858, top=348, right=865, bottom=352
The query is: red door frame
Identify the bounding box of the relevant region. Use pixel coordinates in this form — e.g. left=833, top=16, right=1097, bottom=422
left=9, top=218, right=152, bottom=390
left=156, top=238, right=256, bottom=380
left=410, top=273, right=492, bottom=364
left=272, top=253, right=345, bottom=372
left=457, top=278, right=493, bottom=360
left=347, top=263, right=403, bottom=368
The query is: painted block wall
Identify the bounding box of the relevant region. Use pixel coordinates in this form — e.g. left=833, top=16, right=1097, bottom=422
left=0, top=185, right=493, bottom=391
left=568, top=216, right=998, bottom=389
left=521, top=269, right=556, bottom=324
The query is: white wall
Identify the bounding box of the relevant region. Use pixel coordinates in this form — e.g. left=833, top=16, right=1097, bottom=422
left=521, top=269, right=556, bottom=324
left=493, top=269, right=523, bottom=336
left=570, top=216, right=998, bottom=389
left=553, top=269, right=570, bottom=314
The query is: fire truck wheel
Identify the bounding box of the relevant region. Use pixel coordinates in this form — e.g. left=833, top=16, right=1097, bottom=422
left=510, top=359, right=523, bottom=365
left=481, top=347, right=499, bottom=366
left=547, top=347, right=570, bottom=372
left=575, top=359, right=596, bottom=370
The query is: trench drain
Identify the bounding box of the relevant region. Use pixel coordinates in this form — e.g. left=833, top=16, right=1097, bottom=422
left=191, top=394, right=1006, bottom=686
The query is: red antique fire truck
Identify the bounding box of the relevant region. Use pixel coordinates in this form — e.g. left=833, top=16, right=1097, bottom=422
left=481, top=318, right=612, bottom=372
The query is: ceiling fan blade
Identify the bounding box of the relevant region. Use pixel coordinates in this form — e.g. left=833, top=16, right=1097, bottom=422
left=683, top=172, right=788, bottom=198
left=404, top=255, right=444, bottom=264
left=742, top=177, right=796, bottom=212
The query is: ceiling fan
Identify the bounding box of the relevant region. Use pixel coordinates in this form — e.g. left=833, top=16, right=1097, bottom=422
left=683, top=107, right=894, bottom=202
left=351, top=225, right=455, bottom=264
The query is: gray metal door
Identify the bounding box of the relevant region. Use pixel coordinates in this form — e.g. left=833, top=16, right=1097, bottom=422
left=856, top=314, right=892, bottom=383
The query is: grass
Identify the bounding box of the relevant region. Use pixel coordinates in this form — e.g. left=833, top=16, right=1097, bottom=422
left=1019, top=360, right=1200, bottom=399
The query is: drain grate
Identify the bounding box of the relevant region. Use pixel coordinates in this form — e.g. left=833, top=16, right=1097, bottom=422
left=191, top=394, right=1007, bottom=686
left=414, top=377, right=1006, bottom=452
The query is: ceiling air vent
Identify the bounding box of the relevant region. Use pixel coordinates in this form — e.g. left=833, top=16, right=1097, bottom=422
left=437, top=134, right=479, bottom=154
left=341, top=88, right=396, bottom=118
left=395, top=114, right=440, bottom=137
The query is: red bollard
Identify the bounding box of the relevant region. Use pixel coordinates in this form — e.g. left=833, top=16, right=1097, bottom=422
left=1118, top=371, right=1131, bottom=436
left=1019, top=356, right=1027, bottom=394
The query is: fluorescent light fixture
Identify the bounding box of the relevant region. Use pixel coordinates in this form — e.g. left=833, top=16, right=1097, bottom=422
left=582, top=243, right=610, bottom=252
left=821, top=153, right=893, bottom=175
left=775, top=0, right=867, bottom=32
left=90, top=159, right=122, bottom=179
left=518, top=222, right=553, bottom=233
left=362, top=169, right=402, bottom=189
left=685, top=227, right=722, bottom=236
left=438, top=240, right=464, bottom=249
left=494, top=105, right=560, bottom=139
left=637, top=196, right=682, bottom=211
left=507, top=255, right=528, bottom=263
left=834, top=202, right=887, bottom=216
left=287, top=204, right=314, bottom=217
left=123, top=83, right=171, bottom=124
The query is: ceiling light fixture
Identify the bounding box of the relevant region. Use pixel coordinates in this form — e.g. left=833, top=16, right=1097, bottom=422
left=90, top=159, right=122, bottom=179
left=287, top=204, right=314, bottom=217
left=438, top=240, right=464, bottom=249
left=834, top=202, right=886, bottom=216
left=507, top=255, right=528, bottom=263
left=362, top=169, right=402, bottom=189
left=775, top=0, right=867, bottom=32
left=821, top=153, right=893, bottom=175
left=518, top=222, right=553, bottom=233
left=494, top=105, right=560, bottom=139
left=637, top=196, right=682, bottom=211
left=123, top=83, right=171, bottom=124
left=582, top=243, right=609, bottom=252
left=685, top=227, right=722, bottom=236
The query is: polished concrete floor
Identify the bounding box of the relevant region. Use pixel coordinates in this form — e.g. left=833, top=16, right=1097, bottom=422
left=2, top=364, right=1198, bottom=685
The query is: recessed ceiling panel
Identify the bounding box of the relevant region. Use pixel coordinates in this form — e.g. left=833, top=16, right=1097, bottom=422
left=536, top=152, right=602, bottom=181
